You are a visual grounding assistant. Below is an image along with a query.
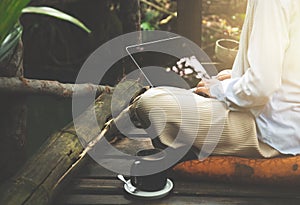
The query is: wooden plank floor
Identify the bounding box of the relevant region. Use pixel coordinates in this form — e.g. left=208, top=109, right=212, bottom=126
left=54, top=138, right=300, bottom=205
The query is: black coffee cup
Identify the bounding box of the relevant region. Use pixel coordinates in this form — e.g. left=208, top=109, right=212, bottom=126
left=131, top=148, right=168, bottom=192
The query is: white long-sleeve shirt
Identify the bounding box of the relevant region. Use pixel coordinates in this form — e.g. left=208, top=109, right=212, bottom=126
left=210, top=0, right=300, bottom=155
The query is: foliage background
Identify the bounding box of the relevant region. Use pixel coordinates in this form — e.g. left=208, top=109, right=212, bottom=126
left=140, top=0, right=247, bottom=54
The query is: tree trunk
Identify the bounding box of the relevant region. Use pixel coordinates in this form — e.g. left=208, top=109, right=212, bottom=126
left=119, top=0, right=141, bottom=34
left=177, top=0, right=202, bottom=47
left=0, top=81, right=142, bottom=205
left=0, top=40, right=27, bottom=182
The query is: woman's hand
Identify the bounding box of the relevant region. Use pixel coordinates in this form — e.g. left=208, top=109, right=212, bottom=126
left=216, top=69, right=232, bottom=80
left=194, top=86, right=211, bottom=97
left=216, top=73, right=231, bottom=81
left=195, top=70, right=231, bottom=97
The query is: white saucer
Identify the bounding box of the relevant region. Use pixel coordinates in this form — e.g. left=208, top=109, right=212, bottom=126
left=124, top=178, right=173, bottom=199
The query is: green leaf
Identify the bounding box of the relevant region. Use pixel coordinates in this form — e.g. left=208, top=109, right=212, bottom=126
left=141, top=22, right=155, bottom=31
left=0, top=0, right=30, bottom=44
left=22, top=7, right=91, bottom=34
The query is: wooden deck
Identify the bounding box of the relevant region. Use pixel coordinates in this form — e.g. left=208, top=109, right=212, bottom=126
left=54, top=138, right=300, bottom=205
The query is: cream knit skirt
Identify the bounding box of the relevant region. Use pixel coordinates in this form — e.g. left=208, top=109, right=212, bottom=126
left=132, top=87, right=280, bottom=159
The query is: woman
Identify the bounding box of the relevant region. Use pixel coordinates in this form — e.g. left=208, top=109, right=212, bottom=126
left=130, top=0, right=300, bottom=159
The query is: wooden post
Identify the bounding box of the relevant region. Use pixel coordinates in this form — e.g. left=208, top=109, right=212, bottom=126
left=177, top=0, right=202, bottom=47
left=0, top=40, right=27, bottom=182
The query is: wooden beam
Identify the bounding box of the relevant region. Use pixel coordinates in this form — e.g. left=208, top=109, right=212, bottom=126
left=0, top=77, right=113, bottom=98
left=177, top=0, right=202, bottom=47
left=0, top=81, right=142, bottom=205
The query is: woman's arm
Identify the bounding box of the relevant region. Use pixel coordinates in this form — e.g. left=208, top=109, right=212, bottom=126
left=210, top=0, right=290, bottom=110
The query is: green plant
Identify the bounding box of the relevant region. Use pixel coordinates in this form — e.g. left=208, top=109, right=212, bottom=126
left=0, top=0, right=30, bottom=44
left=0, top=0, right=91, bottom=45
left=140, top=0, right=177, bottom=31
left=22, top=7, right=91, bottom=33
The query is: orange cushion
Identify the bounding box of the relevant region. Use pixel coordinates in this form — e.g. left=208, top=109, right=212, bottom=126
left=173, top=155, right=300, bottom=185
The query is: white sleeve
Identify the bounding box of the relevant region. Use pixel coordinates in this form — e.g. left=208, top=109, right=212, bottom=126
left=211, top=0, right=289, bottom=110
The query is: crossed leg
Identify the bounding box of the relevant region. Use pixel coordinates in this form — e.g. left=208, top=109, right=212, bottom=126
left=128, top=86, right=280, bottom=159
